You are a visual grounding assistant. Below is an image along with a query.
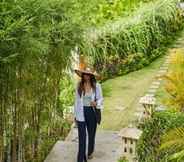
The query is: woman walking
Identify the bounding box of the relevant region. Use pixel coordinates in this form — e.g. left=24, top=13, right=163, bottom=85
left=74, top=66, right=103, bottom=162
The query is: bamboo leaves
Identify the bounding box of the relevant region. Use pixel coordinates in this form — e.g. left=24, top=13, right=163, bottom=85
left=0, top=0, right=82, bottom=161
left=160, top=127, right=184, bottom=161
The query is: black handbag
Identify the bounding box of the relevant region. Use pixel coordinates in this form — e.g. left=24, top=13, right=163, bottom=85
left=94, top=87, right=101, bottom=125
left=94, top=107, right=101, bottom=125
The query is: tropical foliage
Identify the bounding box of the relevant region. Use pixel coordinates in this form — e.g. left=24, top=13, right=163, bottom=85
left=82, top=0, right=184, bottom=79
left=162, top=50, right=184, bottom=112
left=137, top=49, right=184, bottom=162
left=156, top=50, right=184, bottom=162
left=84, top=0, right=154, bottom=26
left=160, top=127, right=184, bottom=162
left=137, top=111, right=184, bottom=162
left=65, top=0, right=153, bottom=28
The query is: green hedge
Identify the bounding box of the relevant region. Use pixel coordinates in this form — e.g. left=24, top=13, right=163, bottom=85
left=82, top=0, right=184, bottom=79
left=137, top=111, right=184, bottom=162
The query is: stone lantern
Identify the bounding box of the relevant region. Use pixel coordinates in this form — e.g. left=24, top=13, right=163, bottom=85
left=139, top=94, right=157, bottom=119
left=119, top=127, right=142, bottom=162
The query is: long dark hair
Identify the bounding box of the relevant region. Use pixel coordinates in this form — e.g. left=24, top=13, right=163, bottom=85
left=78, top=73, right=97, bottom=97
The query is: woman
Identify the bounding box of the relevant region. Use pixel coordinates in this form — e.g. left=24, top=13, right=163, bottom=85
left=74, top=67, right=103, bottom=162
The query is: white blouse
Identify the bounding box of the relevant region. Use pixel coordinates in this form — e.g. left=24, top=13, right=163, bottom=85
left=74, top=83, right=103, bottom=122
left=83, top=90, right=93, bottom=107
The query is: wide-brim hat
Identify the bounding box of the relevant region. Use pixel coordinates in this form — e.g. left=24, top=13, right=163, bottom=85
left=74, top=67, right=100, bottom=80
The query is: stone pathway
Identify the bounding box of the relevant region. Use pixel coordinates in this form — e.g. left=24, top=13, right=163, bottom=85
left=44, top=127, right=122, bottom=162
left=134, top=32, right=184, bottom=120
left=134, top=52, right=172, bottom=120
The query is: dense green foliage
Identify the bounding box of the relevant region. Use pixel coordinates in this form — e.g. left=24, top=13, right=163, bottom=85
left=160, top=127, right=184, bottom=161
left=137, top=111, right=184, bottom=162
left=82, top=0, right=184, bottom=79
left=157, top=50, right=184, bottom=162
left=80, top=0, right=154, bottom=26
left=161, top=50, right=184, bottom=112
left=0, top=0, right=81, bottom=161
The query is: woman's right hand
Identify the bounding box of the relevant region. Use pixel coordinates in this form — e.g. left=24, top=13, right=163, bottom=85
left=90, top=101, right=97, bottom=107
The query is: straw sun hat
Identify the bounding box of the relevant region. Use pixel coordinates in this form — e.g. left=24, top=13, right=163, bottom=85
left=74, top=66, right=100, bottom=80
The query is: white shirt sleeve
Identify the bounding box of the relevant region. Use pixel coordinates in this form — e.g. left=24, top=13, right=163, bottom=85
left=96, top=83, right=103, bottom=109
left=74, top=88, right=79, bottom=118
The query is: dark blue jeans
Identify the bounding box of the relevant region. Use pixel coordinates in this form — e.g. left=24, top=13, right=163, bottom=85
left=77, top=106, right=97, bottom=162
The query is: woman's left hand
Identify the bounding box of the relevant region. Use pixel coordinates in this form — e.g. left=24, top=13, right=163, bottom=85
left=90, top=101, right=97, bottom=107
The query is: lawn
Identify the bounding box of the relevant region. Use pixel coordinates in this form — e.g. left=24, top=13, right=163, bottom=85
left=100, top=56, right=166, bottom=130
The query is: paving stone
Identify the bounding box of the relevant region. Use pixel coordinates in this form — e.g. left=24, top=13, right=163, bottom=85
left=150, top=84, right=159, bottom=89
left=147, top=88, right=157, bottom=94
left=163, top=62, right=170, bottom=65
left=165, top=58, right=172, bottom=62
left=165, top=61, right=170, bottom=64
left=158, top=78, right=163, bottom=81
left=165, top=55, right=171, bottom=59
left=160, top=67, right=168, bottom=71
left=156, top=73, right=163, bottom=78
left=158, top=69, right=167, bottom=74
left=161, top=65, right=169, bottom=68
left=145, top=93, right=155, bottom=97
left=45, top=130, right=122, bottom=162
left=115, top=106, right=126, bottom=111
left=152, top=81, right=161, bottom=86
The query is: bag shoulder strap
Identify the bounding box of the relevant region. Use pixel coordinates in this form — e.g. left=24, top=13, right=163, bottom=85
left=94, top=84, right=97, bottom=101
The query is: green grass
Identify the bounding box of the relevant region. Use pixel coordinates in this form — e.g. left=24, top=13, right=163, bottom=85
left=99, top=56, right=166, bottom=130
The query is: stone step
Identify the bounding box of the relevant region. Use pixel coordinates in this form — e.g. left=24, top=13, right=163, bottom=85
left=44, top=141, right=77, bottom=162
left=147, top=88, right=157, bottom=94
left=158, top=69, right=167, bottom=74
left=45, top=130, right=122, bottom=162
left=149, top=84, right=159, bottom=89
left=152, top=81, right=161, bottom=86
left=157, top=78, right=163, bottom=81
left=159, top=67, right=168, bottom=71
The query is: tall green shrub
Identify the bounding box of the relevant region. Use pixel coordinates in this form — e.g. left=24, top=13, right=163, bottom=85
left=137, top=111, right=184, bottom=162
left=81, top=0, right=184, bottom=79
